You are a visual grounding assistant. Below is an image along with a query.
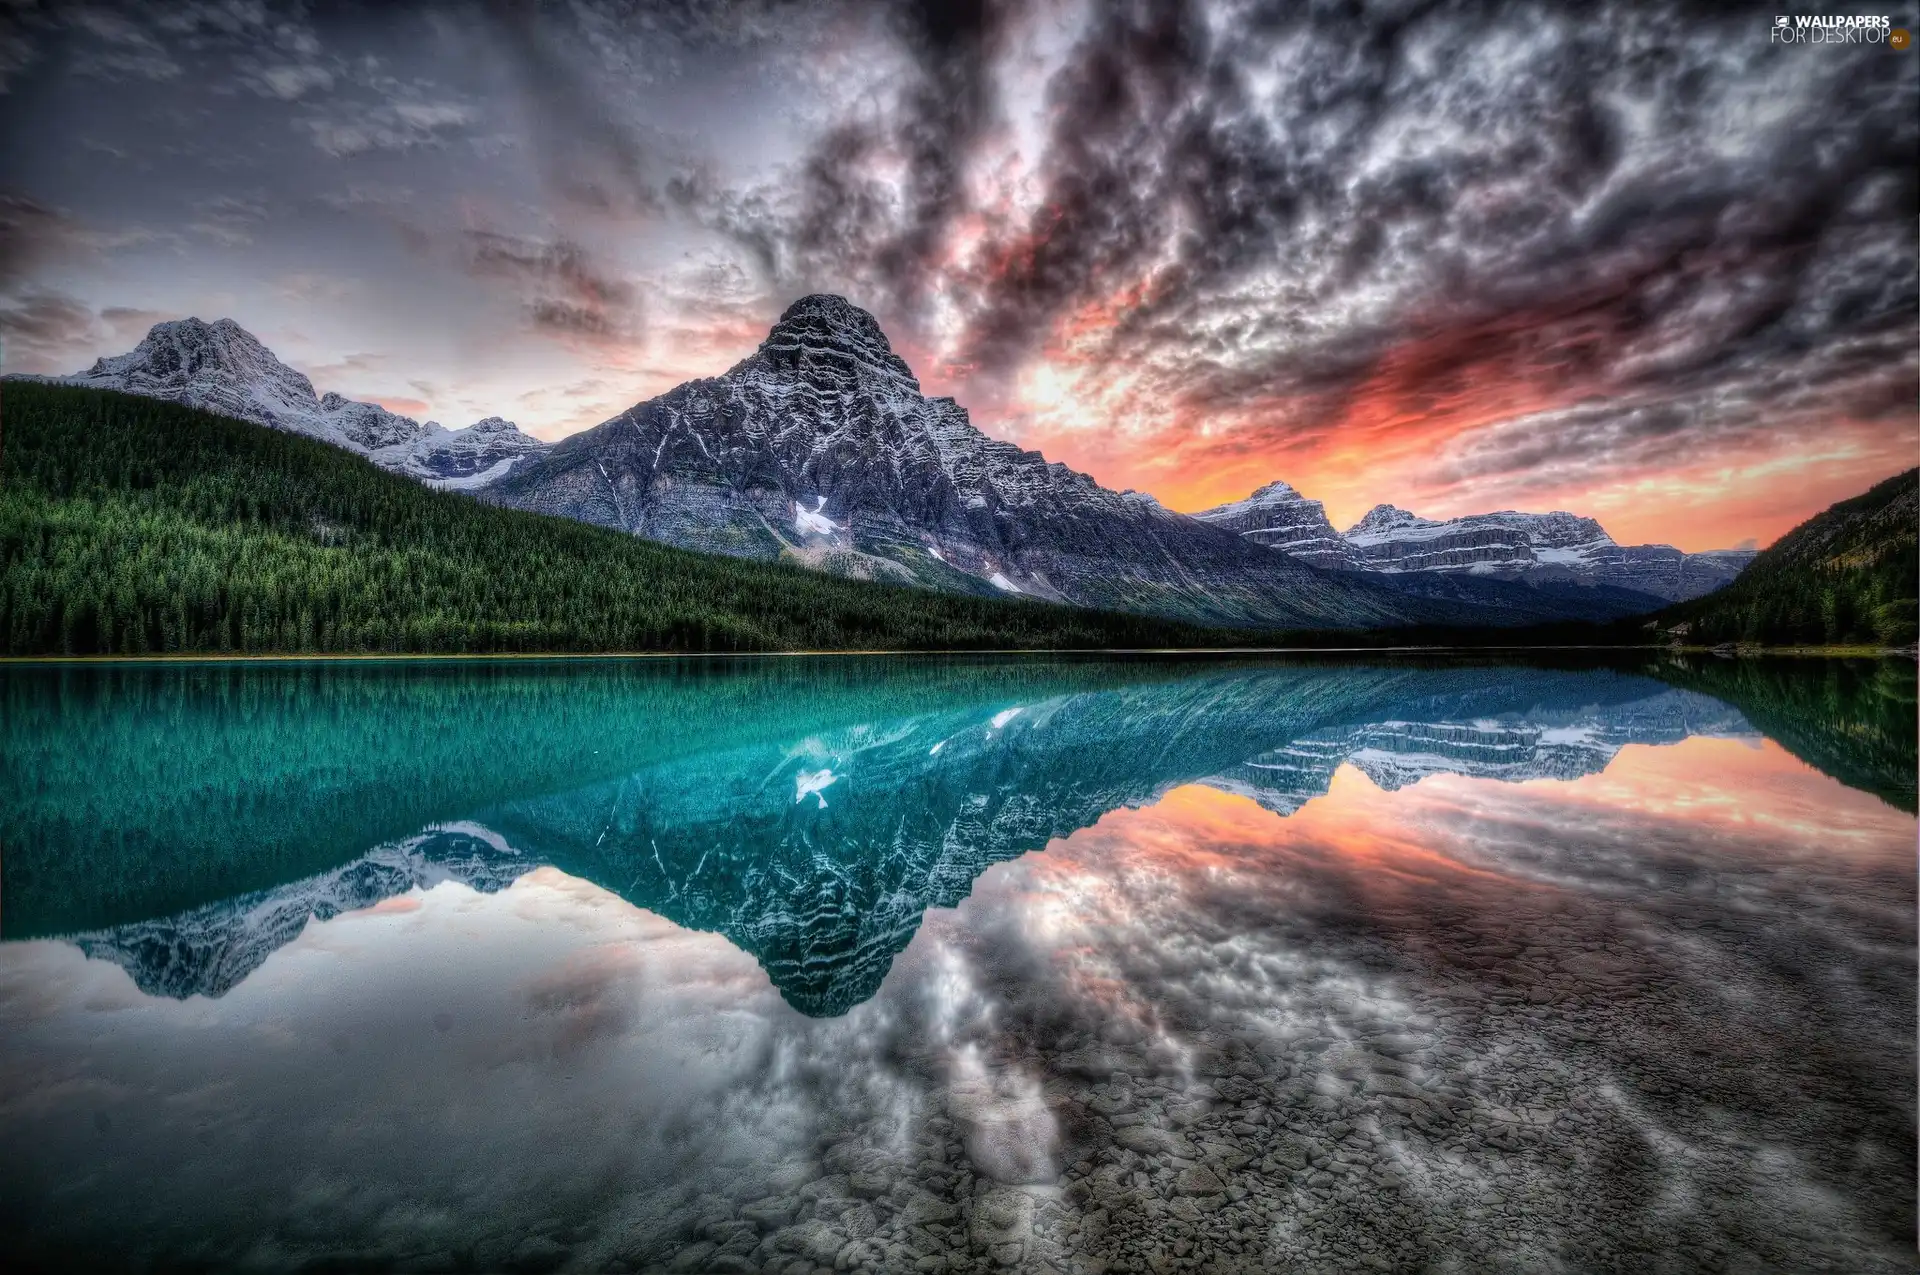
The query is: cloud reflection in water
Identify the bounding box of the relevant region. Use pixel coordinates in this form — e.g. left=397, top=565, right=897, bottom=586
left=1, top=727, right=1911, bottom=1273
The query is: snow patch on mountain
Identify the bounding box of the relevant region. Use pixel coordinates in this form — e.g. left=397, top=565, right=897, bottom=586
left=794, top=496, right=839, bottom=536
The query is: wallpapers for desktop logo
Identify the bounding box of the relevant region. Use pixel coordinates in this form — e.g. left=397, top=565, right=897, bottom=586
left=1770, top=14, right=1907, bottom=45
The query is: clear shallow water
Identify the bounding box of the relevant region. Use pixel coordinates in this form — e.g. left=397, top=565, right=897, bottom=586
left=0, top=655, right=1913, bottom=1274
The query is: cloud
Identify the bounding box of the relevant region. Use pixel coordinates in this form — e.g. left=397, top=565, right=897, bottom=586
left=188, top=195, right=269, bottom=247
left=461, top=230, right=640, bottom=344
left=0, top=0, right=1911, bottom=546
left=477, top=0, right=667, bottom=217
left=0, top=291, right=114, bottom=373
left=274, top=273, right=361, bottom=305
left=251, top=61, right=333, bottom=100
left=366, top=395, right=431, bottom=416
left=0, top=193, right=70, bottom=291
left=301, top=98, right=476, bottom=157
left=307, top=352, right=389, bottom=382
left=99, top=305, right=172, bottom=342
left=67, top=6, right=182, bottom=82
left=814, top=0, right=1916, bottom=536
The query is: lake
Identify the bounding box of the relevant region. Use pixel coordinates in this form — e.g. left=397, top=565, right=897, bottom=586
left=1, top=655, right=1913, bottom=1274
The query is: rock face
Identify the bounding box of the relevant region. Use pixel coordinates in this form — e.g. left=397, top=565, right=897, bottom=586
left=21, top=317, right=548, bottom=490
left=1192, top=481, right=1359, bottom=570
left=1198, top=489, right=1757, bottom=604
left=382, top=416, right=552, bottom=490
left=483, top=295, right=1479, bottom=631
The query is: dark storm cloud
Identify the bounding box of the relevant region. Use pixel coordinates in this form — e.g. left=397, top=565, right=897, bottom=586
left=949, top=0, right=1213, bottom=373
left=884, top=0, right=1916, bottom=485
left=795, top=0, right=1005, bottom=302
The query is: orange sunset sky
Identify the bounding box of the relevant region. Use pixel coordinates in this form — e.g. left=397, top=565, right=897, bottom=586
left=2, top=1, right=1914, bottom=551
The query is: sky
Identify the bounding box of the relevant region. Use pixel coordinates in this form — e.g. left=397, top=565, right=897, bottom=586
left=0, top=0, right=1914, bottom=551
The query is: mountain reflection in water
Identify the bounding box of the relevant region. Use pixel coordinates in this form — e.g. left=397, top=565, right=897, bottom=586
left=0, top=656, right=1912, bottom=1274
left=14, top=661, right=1753, bottom=1013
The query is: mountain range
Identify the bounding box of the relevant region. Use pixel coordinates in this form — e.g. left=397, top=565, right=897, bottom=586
left=17, top=317, right=549, bottom=488
left=1195, top=481, right=1755, bottom=602
left=13, top=299, right=1761, bottom=630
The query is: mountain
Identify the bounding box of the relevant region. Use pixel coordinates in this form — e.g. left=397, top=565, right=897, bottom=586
left=483, top=295, right=1610, bottom=631
left=17, top=304, right=1703, bottom=632
left=1650, top=468, right=1918, bottom=647
left=11, top=317, right=548, bottom=490
left=13, top=305, right=1763, bottom=632
left=381, top=415, right=551, bottom=489
left=1342, top=504, right=1756, bottom=601
left=0, top=382, right=1270, bottom=655
left=1196, top=485, right=1755, bottom=603
left=34, top=663, right=1754, bottom=1012
left=1192, top=481, right=1359, bottom=569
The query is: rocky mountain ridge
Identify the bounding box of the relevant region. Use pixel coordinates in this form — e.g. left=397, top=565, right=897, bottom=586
left=1198, top=483, right=1756, bottom=603
left=13, top=317, right=548, bottom=489
left=483, top=295, right=1471, bottom=630
left=17, top=303, right=1761, bottom=627
left=483, top=296, right=1675, bottom=630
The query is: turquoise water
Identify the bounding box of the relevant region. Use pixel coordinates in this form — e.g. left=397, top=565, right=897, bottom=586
left=1, top=656, right=1913, bottom=1272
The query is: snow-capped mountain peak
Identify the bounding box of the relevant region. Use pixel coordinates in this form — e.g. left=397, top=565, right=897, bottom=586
left=21, top=317, right=546, bottom=490
left=483, top=295, right=1446, bottom=630
left=1200, top=486, right=1756, bottom=603
left=1193, top=480, right=1358, bottom=569
left=72, top=316, right=329, bottom=434
left=374, top=414, right=548, bottom=490
left=1344, top=503, right=1443, bottom=542
left=463, top=415, right=524, bottom=436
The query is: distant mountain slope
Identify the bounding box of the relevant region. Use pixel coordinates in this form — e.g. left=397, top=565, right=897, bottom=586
left=1193, top=481, right=1360, bottom=569
left=1196, top=484, right=1755, bottom=603
left=1654, top=469, right=1918, bottom=646
left=484, top=296, right=1616, bottom=631
left=7, top=317, right=548, bottom=489
left=0, top=383, right=1266, bottom=655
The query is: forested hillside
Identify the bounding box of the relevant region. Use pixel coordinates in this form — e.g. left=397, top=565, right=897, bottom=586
left=1652, top=469, right=1918, bottom=647
left=1649, top=654, right=1917, bottom=812
left=0, top=384, right=1255, bottom=655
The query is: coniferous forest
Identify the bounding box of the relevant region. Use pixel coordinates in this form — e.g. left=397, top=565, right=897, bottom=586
left=1650, top=468, right=1918, bottom=648
left=0, top=384, right=1251, bottom=655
